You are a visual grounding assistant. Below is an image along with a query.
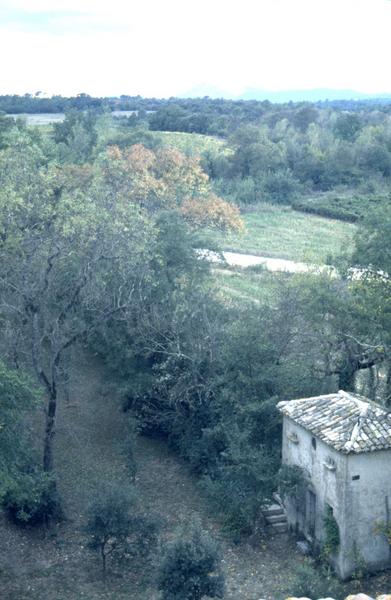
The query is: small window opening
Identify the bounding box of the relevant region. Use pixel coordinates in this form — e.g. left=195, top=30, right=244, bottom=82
left=324, top=504, right=340, bottom=555
left=352, top=475, right=360, bottom=481
left=311, top=437, right=317, bottom=450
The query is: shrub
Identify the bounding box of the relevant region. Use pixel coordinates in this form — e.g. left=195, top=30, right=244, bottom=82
left=323, top=505, right=340, bottom=557
left=214, top=176, right=261, bottom=205
left=157, top=521, right=224, bottom=600
left=291, top=560, right=344, bottom=600
left=0, top=361, right=39, bottom=502
left=260, top=170, right=299, bottom=204
left=293, top=197, right=359, bottom=221
left=3, top=469, right=62, bottom=526
left=277, top=464, right=308, bottom=502
left=203, top=440, right=277, bottom=536
left=85, top=483, right=159, bottom=573
left=292, top=193, right=389, bottom=222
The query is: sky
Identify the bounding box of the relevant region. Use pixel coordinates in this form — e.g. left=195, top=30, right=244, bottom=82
left=0, top=0, right=390, bottom=98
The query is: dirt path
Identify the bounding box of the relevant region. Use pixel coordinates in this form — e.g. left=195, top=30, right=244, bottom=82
left=200, top=249, right=333, bottom=273
left=136, top=436, right=300, bottom=600
left=0, top=353, right=300, bottom=599
left=0, top=353, right=144, bottom=600
left=2, top=354, right=386, bottom=599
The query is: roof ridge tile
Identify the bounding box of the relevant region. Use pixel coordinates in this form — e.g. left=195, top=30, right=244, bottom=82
left=278, top=391, right=391, bottom=454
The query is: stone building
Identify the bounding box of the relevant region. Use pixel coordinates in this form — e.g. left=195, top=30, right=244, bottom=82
left=277, top=390, right=391, bottom=579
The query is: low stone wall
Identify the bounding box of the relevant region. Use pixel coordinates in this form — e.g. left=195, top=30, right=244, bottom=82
left=284, top=594, right=391, bottom=600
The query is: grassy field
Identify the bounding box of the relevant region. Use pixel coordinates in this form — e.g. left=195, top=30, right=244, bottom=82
left=213, top=266, right=290, bottom=305
left=8, top=113, right=65, bottom=125
left=152, top=130, right=227, bottom=155
left=211, top=204, right=356, bottom=264
left=25, top=118, right=228, bottom=158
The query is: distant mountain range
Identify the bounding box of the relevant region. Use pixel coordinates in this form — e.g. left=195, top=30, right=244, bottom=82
left=182, top=86, right=391, bottom=103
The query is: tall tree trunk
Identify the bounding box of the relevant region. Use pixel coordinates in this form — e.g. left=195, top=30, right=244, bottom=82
left=101, top=545, right=107, bottom=575
left=367, top=365, right=376, bottom=400
left=31, top=310, right=61, bottom=473
left=338, top=362, right=356, bottom=391
left=43, top=389, right=57, bottom=472
left=43, top=343, right=61, bottom=473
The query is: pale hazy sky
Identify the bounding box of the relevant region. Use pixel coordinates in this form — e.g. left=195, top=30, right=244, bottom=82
left=0, top=0, right=390, bottom=98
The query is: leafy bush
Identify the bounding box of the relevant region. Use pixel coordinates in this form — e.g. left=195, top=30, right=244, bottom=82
left=203, top=436, right=277, bottom=536
left=291, top=560, right=344, bottom=600
left=85, top=483, right=159, bottom=573
left=157, top=521, right=224, bottom=600
left=277, top=464, right=308, bottom=502
left=214, top=176, right=261, bottom=205
left=3, top=469, right=62, bottom=525
left=0, top=361, right=39, bottom=502
left=292, top=194, right=389, bottom=222
left=323, top=505, right=340, bottom=557
left=165, top=405, right=226, bottom=476
left=260, top=170, right=299, bottom=204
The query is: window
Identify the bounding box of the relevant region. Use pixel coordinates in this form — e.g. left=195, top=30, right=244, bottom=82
left=323, top=457, right=336, bottom=471
left=311, top=437, right=317, bottom=450
left=352, top=475, right=360, bottom=481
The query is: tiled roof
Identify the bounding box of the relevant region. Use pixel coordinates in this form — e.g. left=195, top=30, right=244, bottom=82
left=277, top=390, right=391, bottom=454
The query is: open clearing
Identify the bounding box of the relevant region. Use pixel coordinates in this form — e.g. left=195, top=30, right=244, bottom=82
left=210, top=204, right=352, bottom=304
left=153, top=130, right=227, bottom=155
left=0, top=354, right=301, bottom=600
left=211, top=204, right=356, bottom=264
left=0, top=353, right=389, bottom=599
left=213, top=267, right=293, bottom=305
left=7, top=113, right=65, bottom=125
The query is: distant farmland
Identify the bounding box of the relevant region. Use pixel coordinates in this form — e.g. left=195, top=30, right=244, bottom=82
left=7, top=113, right=65, bottom=125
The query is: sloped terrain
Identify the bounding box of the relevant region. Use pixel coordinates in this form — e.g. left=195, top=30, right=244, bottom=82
left=0, top=354, right=389, bottom=599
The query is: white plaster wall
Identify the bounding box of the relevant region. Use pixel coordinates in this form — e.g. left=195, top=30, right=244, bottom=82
left=343, top=450, right=391, bottom=571
left=281, top=416, right=391, bottom=579
left=282, top=416, right=347, bottom=542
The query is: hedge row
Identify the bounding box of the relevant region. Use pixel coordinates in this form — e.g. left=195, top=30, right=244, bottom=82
left=292, top=195, right=389, bottom=222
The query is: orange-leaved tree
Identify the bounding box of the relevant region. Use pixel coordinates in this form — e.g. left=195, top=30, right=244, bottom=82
left=180, top=193, right=244, bottom=233
left=100, top=144, right=243, bottom=231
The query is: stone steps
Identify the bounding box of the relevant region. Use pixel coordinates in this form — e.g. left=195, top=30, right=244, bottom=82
left=265, top=513, right=286, bottom=524
left=263, top=503, right=284, bottom=517
left=272, top=521, right=288, bottom=533
left=262, top=499, right=288, bottom=534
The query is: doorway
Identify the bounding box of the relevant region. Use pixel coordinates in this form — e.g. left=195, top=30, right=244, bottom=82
left=306, top=489, right=316, bottom=537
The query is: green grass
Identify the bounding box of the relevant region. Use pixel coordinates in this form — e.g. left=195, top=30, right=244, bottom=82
left=152, top=131, right=228, bottom=156
left=11, top=113, right=64, bottom=127
left=293, top=192, right=389, bottom=222
left=213, top=266, right=289, bottom=305
left=211, top=204, right=356, bottom=264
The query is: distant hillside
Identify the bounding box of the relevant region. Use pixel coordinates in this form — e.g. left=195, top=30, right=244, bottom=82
left=183, top=86, right=391, bottom=104
left=2, top=91, right=391, bottom=117
left=241, top=88, right=391, bottom=103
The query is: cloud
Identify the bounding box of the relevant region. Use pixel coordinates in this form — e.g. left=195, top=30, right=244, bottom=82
left=0, top=0, right=390, bottom=97
left=0, top=7, right=128, bottom=34
left=0, top=0, right=105, bottom=12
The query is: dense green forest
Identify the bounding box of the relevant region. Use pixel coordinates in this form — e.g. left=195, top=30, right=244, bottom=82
left=1, top=97, right=391, bottom=598
left=2, top=92, right=391, bottom=114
